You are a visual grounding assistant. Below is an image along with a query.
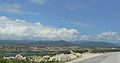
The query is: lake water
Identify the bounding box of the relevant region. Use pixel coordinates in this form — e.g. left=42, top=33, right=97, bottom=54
left=0, top=51, right=53, bottom=57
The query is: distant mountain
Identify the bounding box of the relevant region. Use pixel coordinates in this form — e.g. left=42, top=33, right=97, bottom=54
left=114, top=42, right=120, bottom=46
left=29, top=40, right=74, bottom=46
left=72, top=41, right=118, bottom=48
left=0, top=40, right=74, bottom=46
left=0, top=40, right=118, bottom=47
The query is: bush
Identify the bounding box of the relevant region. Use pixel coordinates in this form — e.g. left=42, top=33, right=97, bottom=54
left=0, top=58, right=63, bottom=63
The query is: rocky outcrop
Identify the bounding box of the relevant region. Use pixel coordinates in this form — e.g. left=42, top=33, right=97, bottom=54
left=49, top=51, right=81, bottom=61
left=15, top=54, right=26, bottom=60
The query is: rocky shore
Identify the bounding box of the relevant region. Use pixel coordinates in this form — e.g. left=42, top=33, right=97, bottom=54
left=2, top=50, right=103, bottom=63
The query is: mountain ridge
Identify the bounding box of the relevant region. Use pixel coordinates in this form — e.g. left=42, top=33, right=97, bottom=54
left=0, top=40, right=118, bottom=47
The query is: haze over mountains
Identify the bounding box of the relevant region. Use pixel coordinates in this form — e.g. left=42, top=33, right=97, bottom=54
left=0, top=40, right=119, bottom=48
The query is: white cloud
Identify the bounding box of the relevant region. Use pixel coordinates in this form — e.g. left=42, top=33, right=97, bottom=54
left=79, top=31, right=120, bottom=42
left=0, top=16, right=79, bottom=41
left=96, top=31, right=120, bottom=42
left=0, top=3, right=22, bottom=14
left=0, top=16, right=120, bottom=42
left=29, top=0, right=47, bottom=5
left=0, top=2, right=38, bottom=15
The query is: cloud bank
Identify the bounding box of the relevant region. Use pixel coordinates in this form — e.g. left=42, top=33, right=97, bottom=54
left=0, top=16, right=120, bottom=42
left=0, top=16, right=79, bottom=41
left=80, top=31, right=120, bottom=42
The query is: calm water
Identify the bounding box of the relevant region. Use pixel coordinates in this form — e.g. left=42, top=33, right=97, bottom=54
left=0, top=51, right=53, bottom=57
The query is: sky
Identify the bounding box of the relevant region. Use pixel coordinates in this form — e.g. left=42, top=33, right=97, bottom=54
left=0, top=0, right=120, bottom=42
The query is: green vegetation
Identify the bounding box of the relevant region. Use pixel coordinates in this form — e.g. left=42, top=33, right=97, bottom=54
left=0, top=58, right=62, bottom=63
left=32, top=51, right=58, bottom=56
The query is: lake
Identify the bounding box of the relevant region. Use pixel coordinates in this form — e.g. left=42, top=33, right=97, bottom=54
left=0, top=51, right=53, bottom=57
left=0, top=51, right=60, bottom=57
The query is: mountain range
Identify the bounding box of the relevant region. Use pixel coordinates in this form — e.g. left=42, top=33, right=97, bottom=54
left=0, top=40, right=119, bottom=48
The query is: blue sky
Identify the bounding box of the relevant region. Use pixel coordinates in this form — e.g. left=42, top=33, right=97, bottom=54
left=0, top=0, right=120, bottom=42
left=0, top=0, right=119, bottom=34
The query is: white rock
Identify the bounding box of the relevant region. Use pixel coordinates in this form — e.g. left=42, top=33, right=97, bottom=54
left=41, top=55, right=50, bottom=61
left=3, top=57, right=14, bottom=59
left=15, top=54, right=26, bottom=60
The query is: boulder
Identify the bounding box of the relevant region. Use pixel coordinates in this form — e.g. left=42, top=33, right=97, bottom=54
left=15, top=54, right=26, bottom=60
